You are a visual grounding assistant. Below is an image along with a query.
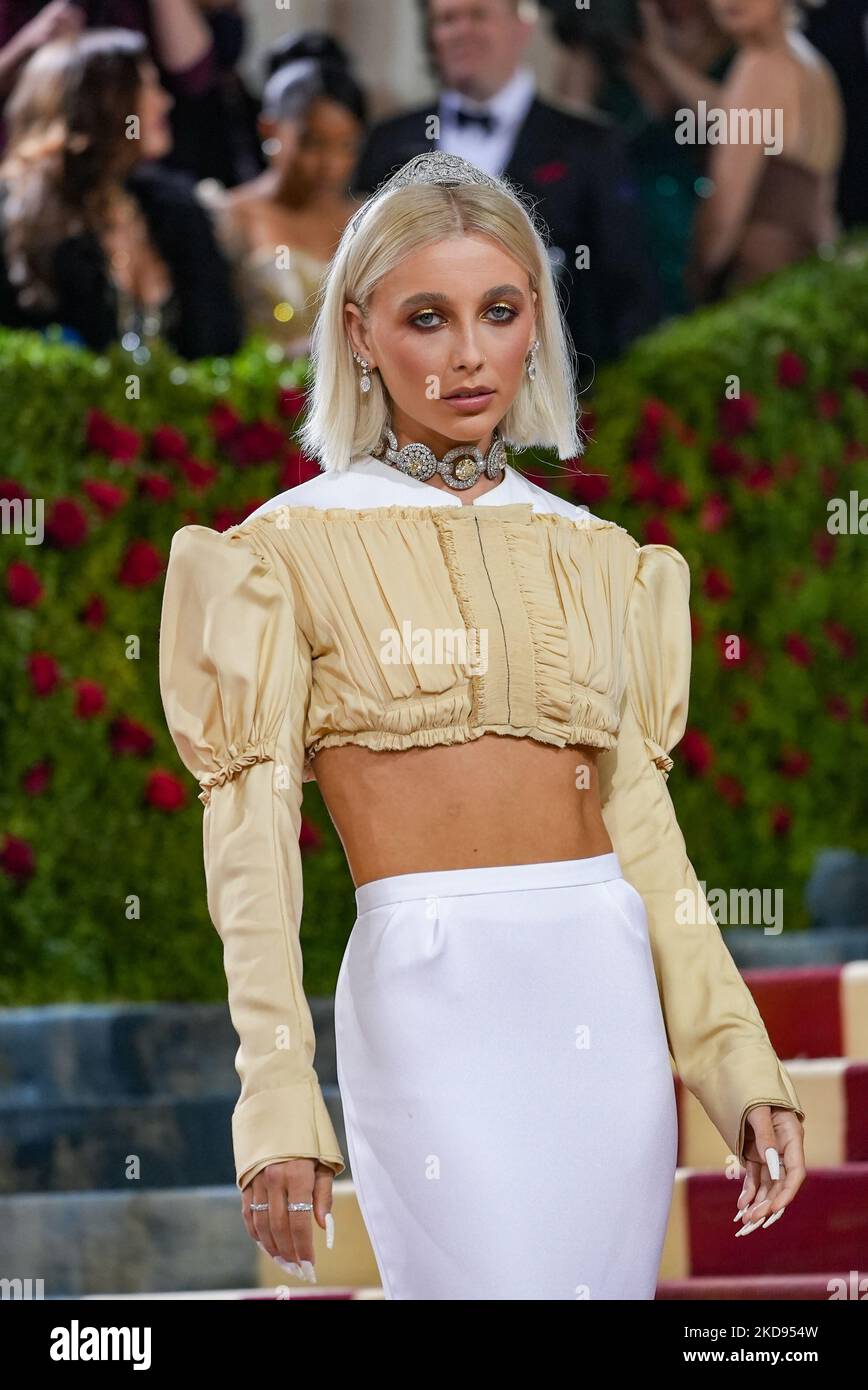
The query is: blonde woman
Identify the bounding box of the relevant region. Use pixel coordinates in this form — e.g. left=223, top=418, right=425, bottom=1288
left=159, top=152, right=806, bottom=1301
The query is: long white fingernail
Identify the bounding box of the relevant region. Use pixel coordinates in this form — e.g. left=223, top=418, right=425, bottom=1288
left=299, top=1259, right=317, bottom=1283
left=325, top=1211, right=335, bottom=1249
left=735, top=1218, right=763, bottom=1236
left=765, top=1146, right=781, bottom=1180
left=762, top=1207, right=785, bottom=1229
left=274, top=1258, right=302, bottom=1276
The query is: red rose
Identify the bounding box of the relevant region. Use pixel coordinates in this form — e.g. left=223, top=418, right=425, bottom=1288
left=633, top=398, right=667, bottom=455
left=277, top=386, right=308, bottom=419
left=145, top=768, right=187, bottom=811
left=643, top=515, right=675, bottom=545
left=850, top=369, right=868, bottom=394
left=29, top=652, right=61, bottom=695
left=22, top=760, right=52, bottom=795
left=681, top=728, right=713, bottom=776
left=567, top=470, right=611, bottom=506
left=716, top=773, right=745, bottom=808
left=709, top=442, right=745, bottom=476
left=0, top=833, right=35, bottom=882
left=85, top=408, right=142, bottom=462
left=731, top=699, right=751, bottom=723
left=46, top=497, right=89, bottom=548
left=656, top=477, right=690, bottom=510
left=699, top=494, right=731, bottom=532
left=776, top=350, right=806, bottom=388
left=208, top=403, right=243, bottom=444
left=211, top=506, right=247, bottom=532
left=531, top=159, right=568, bottom=184
left=73, top=678, right=106, bottom=719
left=690, top=611, right=703, bottom=644
left=718, top=395, right=758, bottom=437
left=812, top=531, right=835, bottom=568
left=825, top=694, right=849, bottom=721
left=278, top=448, right=320, bottom=491
left=778, top=747, right=811, bottom=778
left=784, top=633, right=813, bottom=666
left=627, top=458, right=662, bottom=504
left=7, top=559, right=43, bottom=607
left=299, top=816, right=322, bottom=852
left=225, top=421, right=286, bottom=467
left=150, top=425, right=189, bottom=461
left=703, top=567, right=732, bottom=601
left=770, top=805, right=792, bottom=835
left=0, top=477, right=28, bottom=501
left=83, top=479, right=127, bottom=516
left=744, top=461, right=775, bottom=492
left=817, top=390, right=841, bottom=420
left=179, top=457, right=218, bottom=491
left=119, top=540, right=163, bottom=587
left=109, top=715, right=155, bottom=757
left=822, top=620, right=856, bottom=659
left=138, top=473, right=175, bottom=502
left=80, top=594, right=106, bottom=628
left=717, top=630, right=749, bottom=665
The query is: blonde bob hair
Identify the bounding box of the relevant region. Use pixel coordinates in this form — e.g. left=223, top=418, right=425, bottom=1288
left=297, top=172, right=583, bottom=473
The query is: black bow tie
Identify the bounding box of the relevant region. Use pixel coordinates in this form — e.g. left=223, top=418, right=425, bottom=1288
left=452, top=105, right=497, bottom=135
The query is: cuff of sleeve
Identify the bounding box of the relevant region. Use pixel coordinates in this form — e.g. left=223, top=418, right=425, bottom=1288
left=232, top=1079, right=346, bottom=1192
left=689, top=1040, right=805, bottom=1167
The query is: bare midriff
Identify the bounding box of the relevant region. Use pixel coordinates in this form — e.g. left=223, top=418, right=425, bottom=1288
left=309, top=732, right=615, bottom=889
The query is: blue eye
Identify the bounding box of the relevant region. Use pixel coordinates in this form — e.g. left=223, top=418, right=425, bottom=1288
left=411, top=310, right=444, bottom=329
left=486, top=304, right=518, bottom=322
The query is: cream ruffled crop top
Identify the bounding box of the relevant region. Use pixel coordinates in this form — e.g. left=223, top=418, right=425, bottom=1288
left=158, top=453, right=805, bottom=1192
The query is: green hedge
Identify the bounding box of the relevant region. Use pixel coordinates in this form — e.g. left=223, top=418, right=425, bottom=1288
left=2, top=237, right=867, bottom=1003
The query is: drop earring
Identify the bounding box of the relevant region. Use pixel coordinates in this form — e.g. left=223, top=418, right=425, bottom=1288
left=526, top=339, right=540, bottom=381
left=352, top=349, right=372, bottom=393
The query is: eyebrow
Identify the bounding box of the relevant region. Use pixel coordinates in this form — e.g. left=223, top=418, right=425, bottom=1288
left=398, top=284, right=525, bottom=310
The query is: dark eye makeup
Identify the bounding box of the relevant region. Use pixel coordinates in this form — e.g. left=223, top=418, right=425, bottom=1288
left=410, top=303, right=519, bottom=330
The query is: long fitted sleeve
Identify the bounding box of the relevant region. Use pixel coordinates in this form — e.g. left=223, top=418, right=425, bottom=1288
left=158, top=523, right=345, bottom=1191
left=597, top=543, right=805, bottom=1166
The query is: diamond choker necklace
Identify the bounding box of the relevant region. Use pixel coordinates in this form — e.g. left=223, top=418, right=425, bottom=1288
left=371, top=426, right=508, bottom=491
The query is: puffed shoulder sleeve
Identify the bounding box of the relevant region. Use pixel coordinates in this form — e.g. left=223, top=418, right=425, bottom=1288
left=158, top=523, right=345, bottom=1191
left=597, top=543, right=805, bottom=1166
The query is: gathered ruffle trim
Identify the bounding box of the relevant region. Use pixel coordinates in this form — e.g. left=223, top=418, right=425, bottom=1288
left=504, top=520, right=574, bottom=734
left=198, top=742, right=275, bottom=804
left=305, top=723, right=618, bottom=762
left=644, top=734, right=674, bottom=780
left=429, top=514, right=492, bottom=727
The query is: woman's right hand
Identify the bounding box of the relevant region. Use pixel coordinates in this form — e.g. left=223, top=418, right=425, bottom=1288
left=242, top=1157, right=335, bottom=1283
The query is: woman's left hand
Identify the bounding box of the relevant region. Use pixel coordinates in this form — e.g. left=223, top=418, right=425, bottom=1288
left=734, top=1106, right=806, bottom=1234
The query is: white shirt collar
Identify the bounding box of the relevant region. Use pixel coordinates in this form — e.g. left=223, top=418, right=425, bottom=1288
left=439, top=66, right=536, bottom=128
left=246, top=450, right=590, bottom=523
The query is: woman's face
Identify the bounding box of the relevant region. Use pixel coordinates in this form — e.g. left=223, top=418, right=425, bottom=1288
left=270, top=96, right=363, bottom=196
left=346, top=233, right=537, bottom=455
left=708, top=0, right=787, bottom=39
left=135, top=59, right=173, bottom=161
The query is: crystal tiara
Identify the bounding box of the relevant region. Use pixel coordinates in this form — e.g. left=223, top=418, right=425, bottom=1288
left=350, top=151, right=508, bottom=235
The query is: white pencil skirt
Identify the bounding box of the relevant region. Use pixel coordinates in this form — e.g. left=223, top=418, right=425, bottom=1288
left=333, top=851, right=678, bottom=1301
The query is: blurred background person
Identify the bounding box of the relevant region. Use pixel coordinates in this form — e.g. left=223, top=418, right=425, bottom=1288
left=0, top=28, right=241, bottom=357
left=552, top=0, right=735, bottom=317
left=636, top=0, right=845, bottom=302
left=202, top=32, right=367, bottom=358
left=801, top=0, right=868, bottom=231
left=352, top=0, right=661, bottom=381
left=0, top=0, right=215, bottom=107
left=165, top=0, right=263, bottom=187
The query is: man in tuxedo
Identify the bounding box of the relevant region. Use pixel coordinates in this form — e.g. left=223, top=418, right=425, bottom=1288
left=351, top=0, right=661, bottom=379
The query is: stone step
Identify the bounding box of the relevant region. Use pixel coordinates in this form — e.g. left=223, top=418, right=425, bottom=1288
left=0, top=1083, right=346, bottom=1195
left=0, top=1001, right=339, bottom=1103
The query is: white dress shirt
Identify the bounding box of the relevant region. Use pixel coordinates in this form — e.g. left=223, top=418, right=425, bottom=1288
left=437, top=66, right=536, bottom=176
